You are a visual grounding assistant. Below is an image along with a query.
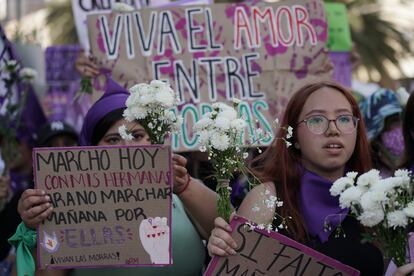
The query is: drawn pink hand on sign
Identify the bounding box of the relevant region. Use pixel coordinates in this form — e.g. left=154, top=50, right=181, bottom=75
left=139, top=217, right=170, bottom=264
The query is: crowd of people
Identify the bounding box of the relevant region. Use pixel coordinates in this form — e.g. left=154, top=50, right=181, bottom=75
left=1, top=46, right=414, bottom=276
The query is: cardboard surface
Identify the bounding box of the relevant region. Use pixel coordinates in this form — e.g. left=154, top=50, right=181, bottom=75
left=34, top=145, right=172, bottom=269
left=87, top=0, right=331, bottom=151
left=205, top=216, right=360, bottom=276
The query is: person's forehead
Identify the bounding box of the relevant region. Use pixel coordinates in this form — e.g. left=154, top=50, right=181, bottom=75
left=303, top=88, right=352, bottom=112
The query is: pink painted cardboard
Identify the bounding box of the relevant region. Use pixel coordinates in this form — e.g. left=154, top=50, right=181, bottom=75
left=205, top=216, right=360, bottom=276
left=87, top=0, right=331, bottom=151
left=33, top=145, right=173, bottom=269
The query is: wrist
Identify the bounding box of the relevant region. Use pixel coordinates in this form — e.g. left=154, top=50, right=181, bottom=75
left=175, top=174, right=191, bottom=195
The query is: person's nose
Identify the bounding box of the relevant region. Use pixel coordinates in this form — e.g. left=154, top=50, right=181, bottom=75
left=325, top=119, right=340, bottom=136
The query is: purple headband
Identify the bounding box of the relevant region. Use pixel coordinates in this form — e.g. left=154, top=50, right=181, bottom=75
left=79, top=78, right=129, bottom=146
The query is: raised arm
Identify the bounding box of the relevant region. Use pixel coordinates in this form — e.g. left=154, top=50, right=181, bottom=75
left=172, top=154, right=218, bottom=238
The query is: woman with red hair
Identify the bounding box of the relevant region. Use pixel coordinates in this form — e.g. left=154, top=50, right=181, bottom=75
left=208, top=81, right=384, bottom=275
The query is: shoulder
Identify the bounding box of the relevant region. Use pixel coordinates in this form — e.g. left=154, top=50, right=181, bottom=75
left=237, top=182, right=277, bottom=225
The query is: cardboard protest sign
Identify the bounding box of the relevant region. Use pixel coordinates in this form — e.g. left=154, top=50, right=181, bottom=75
left=72, top=0, right=143, bottom=53
left=72, top=0, right=211, bottom=53
left=87, top=0, right=331, bottom=151
left=34, top=145, right=172, bottom=269
left=325, top=3, right=352, bottom=51
left=205, top=216, right=360, bottom=276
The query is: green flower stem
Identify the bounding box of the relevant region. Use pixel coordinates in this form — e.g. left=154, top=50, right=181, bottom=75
left=217, top=179, right=231, bottom=223
left=380, top=227, right=408, bottom=267
left=80, top=76, right=93, bottom=94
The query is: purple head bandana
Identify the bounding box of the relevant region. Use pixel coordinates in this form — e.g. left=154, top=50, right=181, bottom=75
left=300, top=169, right=349, bottom=243
left=79, top=78, right=129, bottom=146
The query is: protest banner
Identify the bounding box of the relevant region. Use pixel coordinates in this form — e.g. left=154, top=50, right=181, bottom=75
left=205, top=216, right=360, bottom=276
left=87, top=0, right=331, bottom=151
left=72, top=0, right=143, bottom=53
left=73, top=0, right=211, bottom=53
left=34, top=145, right=172, bottom=269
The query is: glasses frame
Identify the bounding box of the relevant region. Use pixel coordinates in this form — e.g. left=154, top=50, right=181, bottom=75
left=297, top=114, right=360, bottom=135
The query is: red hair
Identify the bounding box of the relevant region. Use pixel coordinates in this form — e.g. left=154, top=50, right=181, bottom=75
left=400, top=92, right=414, bottom=168
left=251, top=81, right=371, bottom=242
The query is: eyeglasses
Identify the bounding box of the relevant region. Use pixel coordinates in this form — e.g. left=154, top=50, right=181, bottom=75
left=297, top=114, right=359, bottom=135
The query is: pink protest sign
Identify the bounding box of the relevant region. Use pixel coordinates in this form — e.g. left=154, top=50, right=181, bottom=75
left=205, top=216, right=360, bottom=276
left=34, top=145, right=172, bottom=269
left=87, top=0, right=331, bottom=151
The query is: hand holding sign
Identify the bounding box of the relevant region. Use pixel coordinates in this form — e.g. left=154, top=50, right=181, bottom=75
left=139, top=217, right=170, bottom=264
left=17, top=189, right=53, bottom=229
left=205, top=216, right=360, bottom=276
left=208, top=216, right=237, bottom=257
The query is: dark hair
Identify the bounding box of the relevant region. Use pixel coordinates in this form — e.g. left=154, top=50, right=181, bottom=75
left=251, top=81, right=371, bottom=243
left=91, top=108, right=125, bottom=146
left=400, top=92, right=414, bottom=168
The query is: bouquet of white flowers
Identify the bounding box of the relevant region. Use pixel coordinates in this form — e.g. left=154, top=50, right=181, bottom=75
left=330, top=169, right=414, bottom=266
left=193, top=100, right=291, bottom=222
left=193, top=101, right=246, bottom=222
left=120, top=80, right=183, bottom=144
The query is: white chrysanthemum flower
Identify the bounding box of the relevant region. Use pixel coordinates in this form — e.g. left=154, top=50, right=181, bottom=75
left=122, top=109, right=135, bottom=122
left=150, top=79, right=168, bottom=90
left=112, top=2, right=134, bottom=12
left=218, top=109, right=237, bottom=121
left=198, top=130, right=212, bottom=145
left=125, top=92, right=140, bottom=107
left=118, top=125, right=134, bottom=140
left=211, top=133, right=230, bottom=151
left=358, top=209, right=384, bottom=227
left=243, top=152, right=249, bottom=159
left=212, top=102, right=232, bottom=111
left=155, top=91, right=175, bottom=107
left=394, top=169, right=411, bottom=178
left=339, top=186, right=364, bottom=209
left=360, top=190, right=386, bottom=211
left=139, top=93, right=155, bottom=106
left=404, top=202, right=414, bottom=218
left=129, top=83, right=149, bottom=95
left=387, top=210, right=408, bottom=229
left=330, top=176, right=354, bottom=196
left=193, top=117, right=213, bottom=132
left=356, top=169, right=381, bottom=188
left=215, top=116, right=231, bottom=131
left=129, top=106, right=147, bottom=120
left=230, top=119, right=246, bottom=131
left=285, top=141, right=292, bottom=148
left=19, top=67, right=37, bottom=80
left=346, top=171, right=358, bottom=180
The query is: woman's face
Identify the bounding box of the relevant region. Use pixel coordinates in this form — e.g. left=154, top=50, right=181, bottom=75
left=295, top=87, right=357, bottom=180
left=97, top=119, right=151, bottom=146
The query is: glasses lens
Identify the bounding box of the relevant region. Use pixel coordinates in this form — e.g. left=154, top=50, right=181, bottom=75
left=336, top=115, right=357, bottom=133
left=306, top=115, right=327, bottom=134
